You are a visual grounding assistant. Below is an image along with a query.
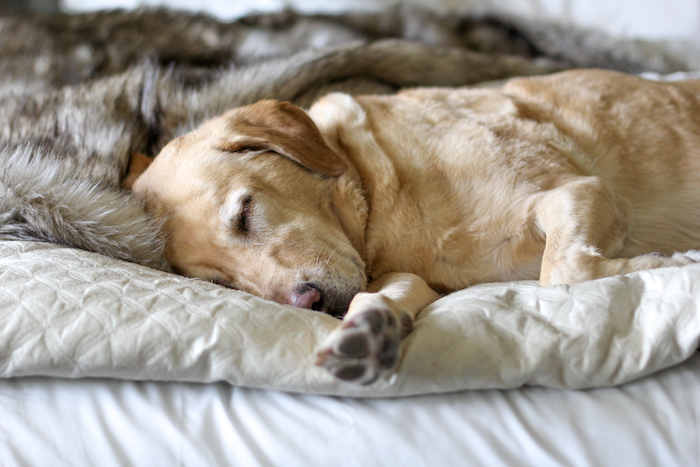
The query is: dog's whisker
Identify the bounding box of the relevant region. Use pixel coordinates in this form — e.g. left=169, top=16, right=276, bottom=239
left=324, top=243, right=343, bottom=268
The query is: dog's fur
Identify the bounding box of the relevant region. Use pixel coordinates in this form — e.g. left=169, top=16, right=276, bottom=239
left=130, top=69, right=700, bottom=384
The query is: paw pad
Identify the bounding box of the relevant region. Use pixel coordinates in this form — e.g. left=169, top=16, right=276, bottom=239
left=316, top=307, right=406, bottom=385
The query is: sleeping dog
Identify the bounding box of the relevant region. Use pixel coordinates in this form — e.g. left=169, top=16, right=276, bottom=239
left=130, top=69, right=700, bottom=384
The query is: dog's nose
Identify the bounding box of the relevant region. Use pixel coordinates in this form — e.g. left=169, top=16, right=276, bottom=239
left=288, top=283, right=323, bottom=310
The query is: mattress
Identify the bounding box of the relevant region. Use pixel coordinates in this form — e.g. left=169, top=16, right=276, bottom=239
left=0, top=354, right=698, bottom=466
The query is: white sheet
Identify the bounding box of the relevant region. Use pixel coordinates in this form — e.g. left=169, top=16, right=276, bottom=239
left=1, top=240, right=699, bottom=396
left=0, top=354, right=698, bottom=466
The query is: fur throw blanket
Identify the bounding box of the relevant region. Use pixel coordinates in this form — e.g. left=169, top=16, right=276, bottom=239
left=0, top=6, right=698, bottom=269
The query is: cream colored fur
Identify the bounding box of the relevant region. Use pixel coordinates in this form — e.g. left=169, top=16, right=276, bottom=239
left=131, top=69, right=700, bottom=384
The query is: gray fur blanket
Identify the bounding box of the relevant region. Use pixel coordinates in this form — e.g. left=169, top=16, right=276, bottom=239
left=0, top=6, right=698, bottom=269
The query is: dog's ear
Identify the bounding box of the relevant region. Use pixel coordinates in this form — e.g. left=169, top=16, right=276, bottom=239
left=218, top=100, right=347, bottom=177
left=123, top=152, right=154, bottom=190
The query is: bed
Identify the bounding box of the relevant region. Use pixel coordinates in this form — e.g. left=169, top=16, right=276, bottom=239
left=0, top=1, right=699, bottom=465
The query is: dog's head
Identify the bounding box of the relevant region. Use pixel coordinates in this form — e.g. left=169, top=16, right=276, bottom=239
left=131, top=100, right=366, bottom=317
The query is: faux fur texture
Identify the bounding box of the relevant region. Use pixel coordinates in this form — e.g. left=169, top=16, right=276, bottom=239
left=1, top=6, right=697, bottom=97
left=0, top=6, right=698, bottom=269
left=0, top=143, right=167, bottom=269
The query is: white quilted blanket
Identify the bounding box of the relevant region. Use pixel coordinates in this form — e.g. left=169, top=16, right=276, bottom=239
left=1, top=240, right=699, bottom=397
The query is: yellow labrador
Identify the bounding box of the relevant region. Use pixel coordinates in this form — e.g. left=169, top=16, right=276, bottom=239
left=130, top=69, right=700, bottom=384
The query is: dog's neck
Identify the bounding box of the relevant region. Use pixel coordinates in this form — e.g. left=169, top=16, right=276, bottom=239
left=310, top=93, right=404, bottom=276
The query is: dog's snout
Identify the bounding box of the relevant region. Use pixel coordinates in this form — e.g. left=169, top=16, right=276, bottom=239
left=288, top=283, right=324, bottom=310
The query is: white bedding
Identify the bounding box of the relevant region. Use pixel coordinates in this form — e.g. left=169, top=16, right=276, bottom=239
left=1, top=354, right=698, bottom=466
left=1, top=240, right=698, bottom=397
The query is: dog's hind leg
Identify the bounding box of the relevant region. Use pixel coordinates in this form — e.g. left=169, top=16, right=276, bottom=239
left=536, top=176, right=697, bottom=286
left=316, top=272, right=440, bottom=385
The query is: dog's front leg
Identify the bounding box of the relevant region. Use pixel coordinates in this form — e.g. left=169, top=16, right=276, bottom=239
left=316, top=272, right=440, bottom=385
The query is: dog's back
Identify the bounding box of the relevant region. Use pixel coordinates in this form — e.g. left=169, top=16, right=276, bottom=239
left=309, top=70, right=700, bottom=287
left=501, top=70, right=700, bottom=256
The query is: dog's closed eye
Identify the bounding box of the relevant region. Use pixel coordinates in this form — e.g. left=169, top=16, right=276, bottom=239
left=236, top=195, right=253, bottom=235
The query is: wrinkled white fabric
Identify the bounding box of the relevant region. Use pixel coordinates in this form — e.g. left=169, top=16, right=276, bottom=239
left=1, top=355, right=699, bottom=467
left=0, top=240, right=698, bottom=397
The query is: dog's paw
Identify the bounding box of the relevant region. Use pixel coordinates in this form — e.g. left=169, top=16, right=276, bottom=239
left=316, top=297, right=411, bottom=385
